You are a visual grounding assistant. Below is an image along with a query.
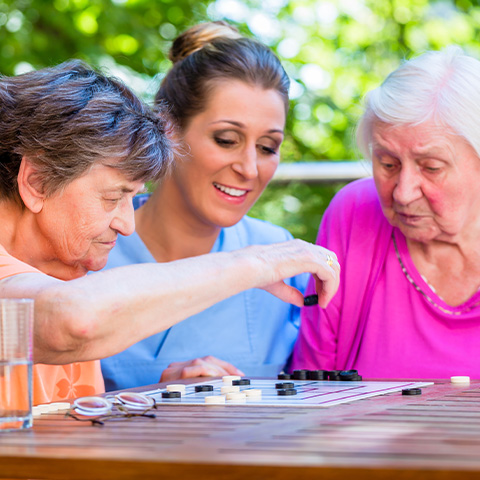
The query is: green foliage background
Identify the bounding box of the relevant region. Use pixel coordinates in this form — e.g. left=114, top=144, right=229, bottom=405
left=1, top=0, right=480, bottom=241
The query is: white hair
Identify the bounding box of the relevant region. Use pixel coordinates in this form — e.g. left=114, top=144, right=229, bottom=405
left=357, top=46, right=480, bottom=159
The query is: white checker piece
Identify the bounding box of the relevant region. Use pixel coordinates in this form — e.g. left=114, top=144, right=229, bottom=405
left=143, top=379, right=434, bottom=408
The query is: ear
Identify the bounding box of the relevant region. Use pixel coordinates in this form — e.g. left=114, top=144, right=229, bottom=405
left=17, top=157, right=46, bottom=213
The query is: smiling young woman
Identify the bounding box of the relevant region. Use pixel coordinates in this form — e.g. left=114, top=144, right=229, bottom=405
left=148, top=80, right=285, bottom=242
left=100, top=21, right=308, bottom=391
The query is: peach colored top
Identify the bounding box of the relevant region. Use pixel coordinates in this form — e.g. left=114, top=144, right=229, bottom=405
left=0, top=245, right=105, bottom=405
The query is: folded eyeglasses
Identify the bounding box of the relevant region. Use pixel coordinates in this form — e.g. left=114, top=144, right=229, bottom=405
left=66, top=392, right=157, bottom=425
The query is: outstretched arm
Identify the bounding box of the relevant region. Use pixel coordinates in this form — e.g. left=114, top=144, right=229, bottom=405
left=0, top=239, right=339, bottom=365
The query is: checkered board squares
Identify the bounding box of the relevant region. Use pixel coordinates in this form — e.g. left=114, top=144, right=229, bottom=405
left=143, top=379, right=433, bottom=408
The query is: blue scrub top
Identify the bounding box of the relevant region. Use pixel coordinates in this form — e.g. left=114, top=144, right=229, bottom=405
left=100, top=196, right=307, bottom=391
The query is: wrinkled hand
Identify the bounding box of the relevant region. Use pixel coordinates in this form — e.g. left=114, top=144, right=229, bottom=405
left=246, top=239, right=340, bottom=309
left=160, top=355, right=245, bottom=382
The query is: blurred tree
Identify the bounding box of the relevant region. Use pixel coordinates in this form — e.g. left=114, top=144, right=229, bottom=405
left=1, top=0, right=479, bottom=241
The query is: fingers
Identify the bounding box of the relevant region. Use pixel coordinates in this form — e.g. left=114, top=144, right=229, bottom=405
left=315, top=275, right=335, bottom=309
left=180, top=364, right=229, bottom=379
left=201, top=355, right=245, bottom=375
left=160, top=363, right=223, bottom=382
left=314, top=249, right=341, bottom=308
left=160, top=356, right=244, bottom=382
left=262, top=282, right=305, bottom=308
left=258, top=241, right=340, bottom=309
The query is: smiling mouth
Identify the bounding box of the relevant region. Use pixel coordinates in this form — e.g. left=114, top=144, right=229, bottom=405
left=213, top=182, right=248, bottom=197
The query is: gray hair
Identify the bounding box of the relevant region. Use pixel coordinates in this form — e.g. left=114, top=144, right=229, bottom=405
left=357, top=46, right=480, bottom=159
left=0, top=59, right=173, bottom=203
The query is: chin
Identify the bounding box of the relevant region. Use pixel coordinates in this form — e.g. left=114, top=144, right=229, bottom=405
left=215, top=216, right=245, bottom=229
left=83, top=256, right=109, bottom=272
left=398, top=226, right=439, bottom=244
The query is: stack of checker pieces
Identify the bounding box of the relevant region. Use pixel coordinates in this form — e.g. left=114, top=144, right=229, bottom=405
left=276, top=369, right=362, bottom=396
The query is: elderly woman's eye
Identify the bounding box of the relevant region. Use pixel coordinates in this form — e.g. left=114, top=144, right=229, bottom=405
left=374, top=152, right=398, bottom=170
left=381, top=161, right=396, bottom=170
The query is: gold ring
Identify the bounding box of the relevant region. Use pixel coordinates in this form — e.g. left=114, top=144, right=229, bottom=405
left=326, top=254, right=334, bottom=267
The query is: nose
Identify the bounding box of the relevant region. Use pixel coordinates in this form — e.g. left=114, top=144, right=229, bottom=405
left=392, top=164, right=423, bottom=205
left=110, top=198, right=136, bottom=237
left=231, top=145, right=258, bottom=180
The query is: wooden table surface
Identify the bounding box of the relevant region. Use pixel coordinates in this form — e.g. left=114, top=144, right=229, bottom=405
left=1, top=379, right=480, bottom=479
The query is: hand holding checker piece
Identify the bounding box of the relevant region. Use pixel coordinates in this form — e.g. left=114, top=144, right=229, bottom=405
left=303, top=252, right=337, bottom=307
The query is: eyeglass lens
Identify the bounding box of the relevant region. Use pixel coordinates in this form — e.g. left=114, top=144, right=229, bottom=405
left=73, top=397, right=112, bottom=416
left=73, top=392, right=154, bottom=416
left=116, top=392, right=154, bottom=410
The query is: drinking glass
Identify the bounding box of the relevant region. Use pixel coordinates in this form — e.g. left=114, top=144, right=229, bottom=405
left=0, top=299, right=34, bottom=431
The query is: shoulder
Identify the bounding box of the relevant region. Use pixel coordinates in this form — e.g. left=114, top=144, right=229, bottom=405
left=324, top=177, right=383, bottom=229
left=133, top=193, right=151, bottom=210
left=329, top=177, right=379, bottom=211
left=225, top=216, right=294, bottom=245
left=0, top=244, right=40, bottom=279
left=317, top=177, right=391, bottom=252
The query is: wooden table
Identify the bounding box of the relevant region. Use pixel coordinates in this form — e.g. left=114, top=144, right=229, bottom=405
left=1, top=379, right=480, bottom=479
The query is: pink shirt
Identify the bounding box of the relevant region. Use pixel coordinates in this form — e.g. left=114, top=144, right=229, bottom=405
left=292, top=178, right=480, bottom=379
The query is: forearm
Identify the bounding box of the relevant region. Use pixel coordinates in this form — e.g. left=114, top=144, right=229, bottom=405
left=34, top=249, right=264, bottom=363
left=3, top=239, right=338, bottom=365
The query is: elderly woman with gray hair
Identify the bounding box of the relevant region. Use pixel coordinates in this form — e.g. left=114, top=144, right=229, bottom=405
left=293, top=46, right=480, bottom=378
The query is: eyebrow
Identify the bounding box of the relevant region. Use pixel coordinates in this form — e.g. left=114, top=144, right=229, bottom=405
left=103, top=185, right=143, bottom=195
left=210, top=120, right=284, bottom=135
left=373, top=143, right=448, bottom=158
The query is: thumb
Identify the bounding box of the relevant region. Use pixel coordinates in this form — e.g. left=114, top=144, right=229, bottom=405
left=262, top=281, right=304, bottom=307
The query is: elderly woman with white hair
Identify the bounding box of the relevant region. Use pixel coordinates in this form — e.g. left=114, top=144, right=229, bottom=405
left=293, top=46, right=480, bottom=379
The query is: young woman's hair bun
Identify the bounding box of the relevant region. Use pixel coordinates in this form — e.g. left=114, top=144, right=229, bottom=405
left=169, top=21, right=242, bottom=64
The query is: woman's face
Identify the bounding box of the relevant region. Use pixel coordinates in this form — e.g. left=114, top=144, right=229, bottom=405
left=37, top=163, right=144, bottom=276
left=171, top=80, right=286, bottom=229
left=372, top=120, right=480, bottom=244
